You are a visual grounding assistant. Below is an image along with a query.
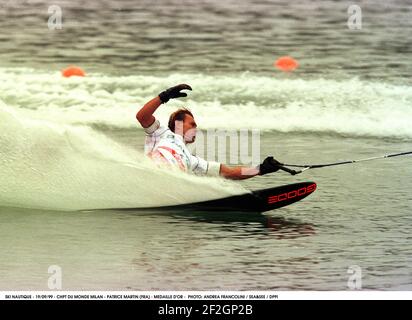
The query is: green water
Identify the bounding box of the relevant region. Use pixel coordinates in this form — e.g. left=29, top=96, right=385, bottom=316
left=1, top=132, right=411, bottom=290
left=0, top=0, right=411, bottom=290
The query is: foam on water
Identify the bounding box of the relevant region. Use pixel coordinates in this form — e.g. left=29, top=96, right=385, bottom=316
left=1, top=68, right=412, bottom=139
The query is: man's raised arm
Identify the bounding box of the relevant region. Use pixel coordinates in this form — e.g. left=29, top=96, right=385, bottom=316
left=136, top=96, right=162, bottom=128
left=136, top=84, right=192, bottom=128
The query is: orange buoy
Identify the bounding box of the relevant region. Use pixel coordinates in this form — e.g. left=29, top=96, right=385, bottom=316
left=62, top=66, right=86, bottom=78
left=274, top=56, right=299, bottom=72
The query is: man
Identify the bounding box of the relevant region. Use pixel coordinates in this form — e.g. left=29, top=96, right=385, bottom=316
left=136, top=84, right=280, bottom=180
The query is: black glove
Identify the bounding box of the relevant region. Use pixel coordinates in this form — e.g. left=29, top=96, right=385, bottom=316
left=158, top=84, right=192, bottom=103
left=258, top=156, right=281, bottom=175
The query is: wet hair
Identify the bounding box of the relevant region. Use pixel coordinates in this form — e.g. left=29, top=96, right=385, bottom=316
left=168, top=108, right=194, bottom=132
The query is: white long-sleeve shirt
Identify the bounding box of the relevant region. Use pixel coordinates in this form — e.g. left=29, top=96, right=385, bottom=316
left=143, top=120, right=221, bottom=176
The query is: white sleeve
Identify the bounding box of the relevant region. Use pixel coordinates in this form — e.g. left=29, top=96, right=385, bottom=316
left=190, top=155, right=221, bottom=177
left=206, top=161, right=221, bottom=177
left=143, top=119, right=160, bottom=135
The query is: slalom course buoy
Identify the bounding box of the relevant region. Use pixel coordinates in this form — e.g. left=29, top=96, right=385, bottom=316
left=274, top=56, right=299, bottom=72
left=62, top=66, right=86, bottom=78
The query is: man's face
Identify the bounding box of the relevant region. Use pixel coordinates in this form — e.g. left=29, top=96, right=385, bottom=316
left=182, top=114, right=197, bottom=143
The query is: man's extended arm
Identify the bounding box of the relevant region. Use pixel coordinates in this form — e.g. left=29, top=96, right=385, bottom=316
left=219, top=164, right=260, bottom=180
left=219, top=157, right=281, bottom=180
